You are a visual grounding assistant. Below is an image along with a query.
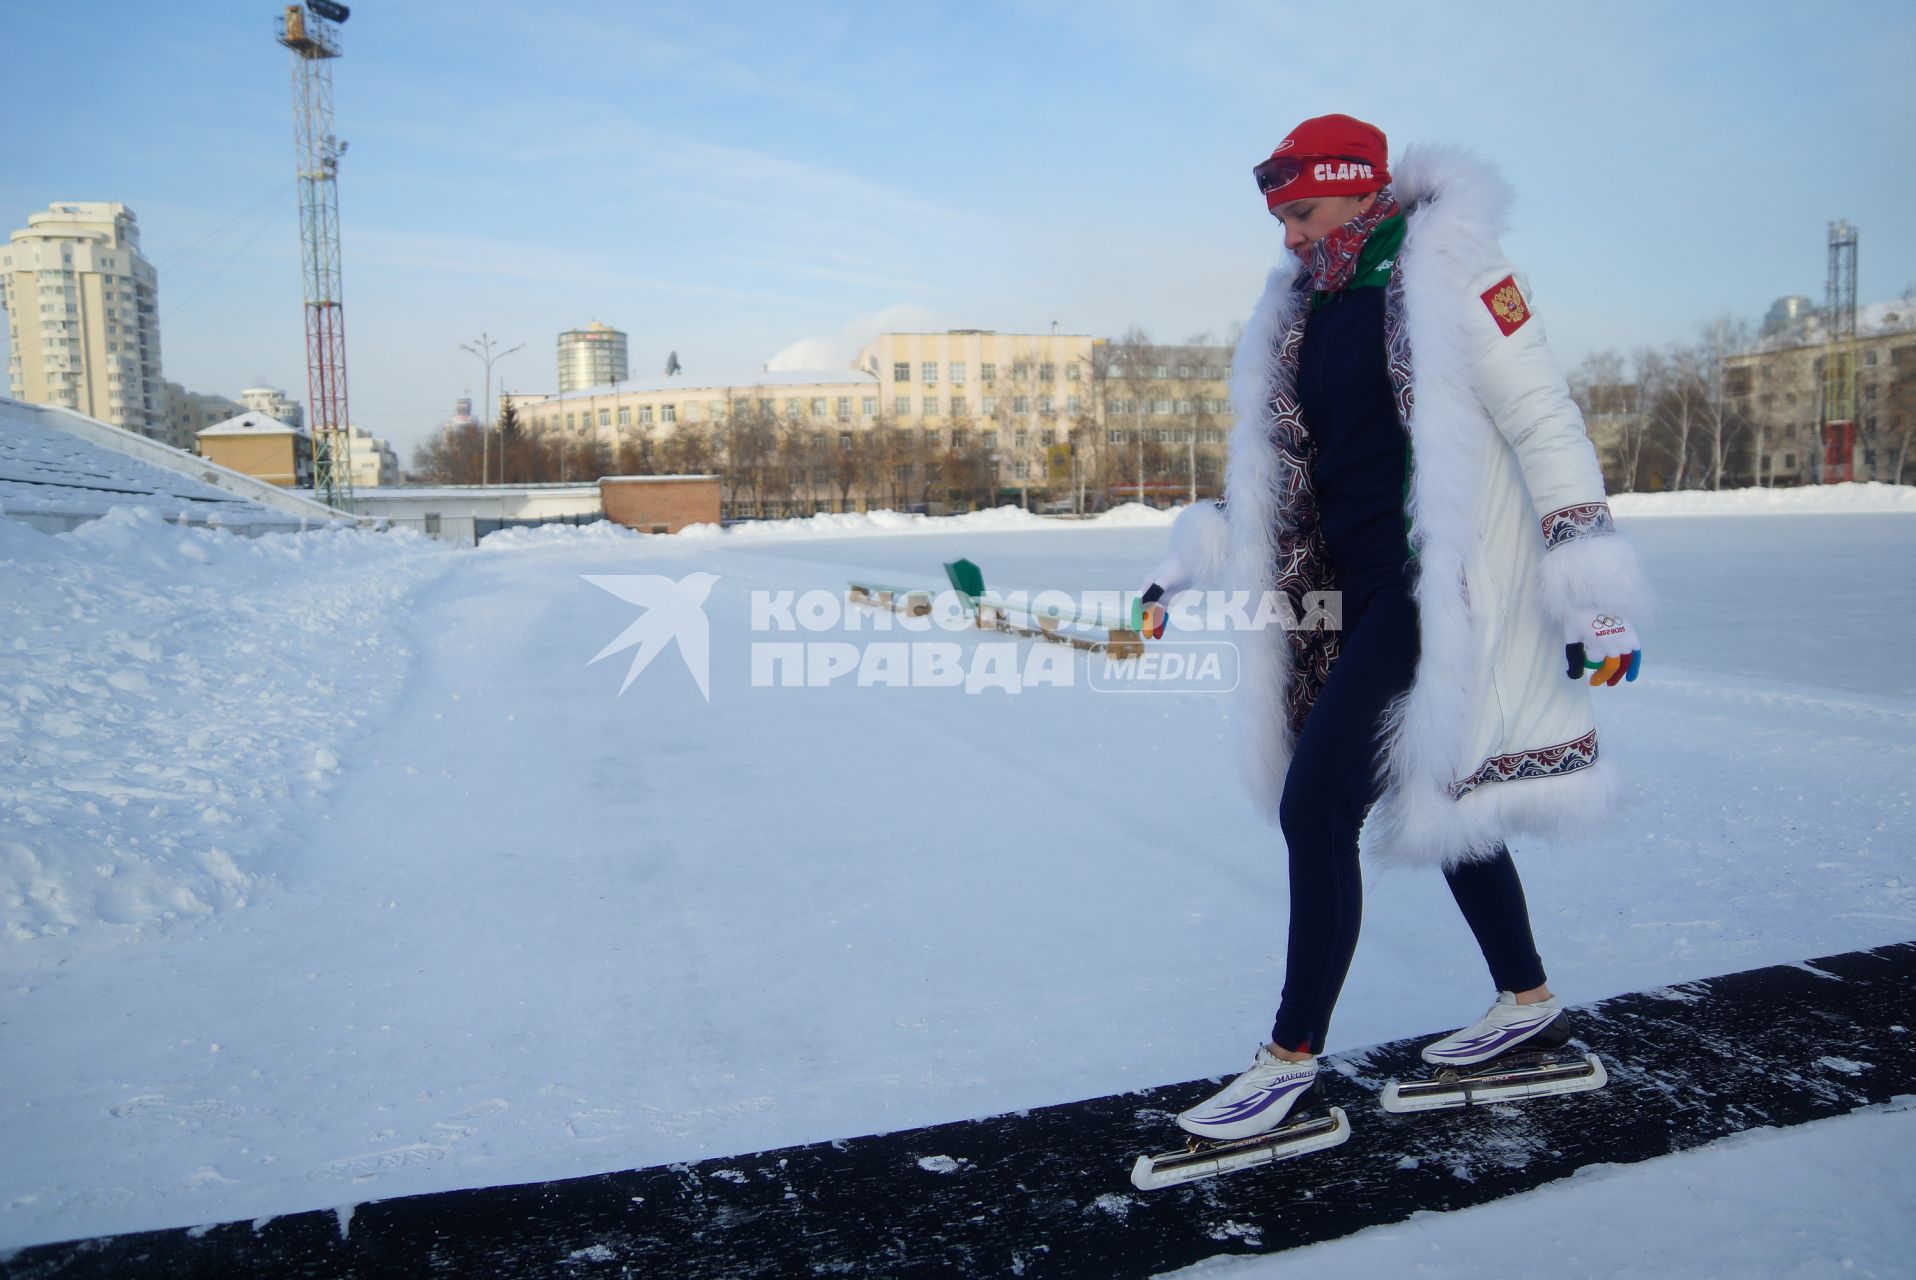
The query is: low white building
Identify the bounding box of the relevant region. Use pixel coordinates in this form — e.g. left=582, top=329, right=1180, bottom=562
left=350, top=483, right=603, bottom=544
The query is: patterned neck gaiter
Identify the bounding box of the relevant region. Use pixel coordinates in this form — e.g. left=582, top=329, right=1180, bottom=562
left=1304, top=186, right=1400, bottom=292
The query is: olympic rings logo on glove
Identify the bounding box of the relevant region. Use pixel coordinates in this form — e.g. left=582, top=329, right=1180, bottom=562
left=1564, top=609, right=1643, bottom=688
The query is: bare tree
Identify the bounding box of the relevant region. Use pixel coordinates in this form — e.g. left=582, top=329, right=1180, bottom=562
left=719, top=398, right=778, bottom=518
left=1694, top=316, right=1753, bottom=489
left=919, top=405, right=975, bottom=511
left=410, top=422, right=486, bottom=484
left=1076, top=341, right=1121, bottom=508
left=501, top=401, right=564, bottom=482
left=614, top=420, right=657, bottom=476
left=657, top=417, right=718, bottom=477
left=1111, top=326, right=1157, bottom=504
left=984, top=378, right=1022, bottom=508
left=826, top=420, right=865, bottom=513
left=854, top=413, right=892, bottom=511
left=1886, top=343, right=1916, bottom=484
left=1571, top=348, right=1648, bottom=493
left=1645, top=340, right=1700, bottom=491
left=945, top=422, right=997, bottom=511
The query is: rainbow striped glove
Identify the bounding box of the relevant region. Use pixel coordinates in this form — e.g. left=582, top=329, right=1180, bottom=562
left=1129, top=583, right=1168, bottom=640
left=1565, top=609, right=1642, bottom=687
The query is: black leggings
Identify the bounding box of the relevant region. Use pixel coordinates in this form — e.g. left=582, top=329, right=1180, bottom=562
left=1269, top=580, right=1548, bottom=1055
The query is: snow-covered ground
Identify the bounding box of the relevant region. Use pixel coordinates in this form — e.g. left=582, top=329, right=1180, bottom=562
left=2, top=489, right=1914, bottom=1268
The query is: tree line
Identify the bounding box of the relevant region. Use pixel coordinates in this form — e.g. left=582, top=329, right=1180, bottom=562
left=1569, top=314, right=1915, bottom=492
left=410, top=317, right=1914, bottom=509
left=409, top=330, right=1239, bottom=516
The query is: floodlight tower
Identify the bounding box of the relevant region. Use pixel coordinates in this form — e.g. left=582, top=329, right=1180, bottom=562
left=1820, top=220, right=1859, bottom=484
left=277, top=1, right=355, bottom=510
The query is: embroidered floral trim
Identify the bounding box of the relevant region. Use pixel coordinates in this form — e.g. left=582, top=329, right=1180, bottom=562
left=1268, top=309, right=1339, bottom=735
left=1448, top=729, right=1599, bottom=799
left=1540, top=502, right=1615, bottom=549
left=1260, top=270, right=1418, bottom=736
left=1385, top=268, right=1415, bottom=426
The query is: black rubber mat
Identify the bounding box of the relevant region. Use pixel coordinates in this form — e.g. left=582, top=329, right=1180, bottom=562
left=7, top=941, right=1912, bottom=1278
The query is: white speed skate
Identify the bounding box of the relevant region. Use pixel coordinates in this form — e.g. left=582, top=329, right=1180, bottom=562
left=1132, top=1046, right=1351, bottom=1191
left=1421, top=991, right=1567, bottom=1067
left=1177, top=1045, right=1321, bottom=1140
left=1382, top=992, right=1606, bottom=1114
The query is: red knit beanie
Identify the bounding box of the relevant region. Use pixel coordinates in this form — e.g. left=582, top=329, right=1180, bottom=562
left=1255, top=114, right=1390, bottom=211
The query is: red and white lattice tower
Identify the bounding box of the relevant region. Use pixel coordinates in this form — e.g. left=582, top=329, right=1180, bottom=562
left=276, top=2, right=354, bottom=509
left=1820, top=220, right=1859, bottom=484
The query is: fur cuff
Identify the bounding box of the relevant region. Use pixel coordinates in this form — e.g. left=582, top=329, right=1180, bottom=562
left=1536, top=531, right=1654, bottom=626
left=1148, top=501, right=1231, bottom=593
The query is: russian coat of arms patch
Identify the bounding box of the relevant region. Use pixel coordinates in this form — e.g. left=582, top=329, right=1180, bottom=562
left=1481, top=274, right=1530, bottom=335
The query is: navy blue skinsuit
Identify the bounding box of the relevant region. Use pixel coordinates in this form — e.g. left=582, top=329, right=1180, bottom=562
left=1268, top=277, right=1547, bottom=1057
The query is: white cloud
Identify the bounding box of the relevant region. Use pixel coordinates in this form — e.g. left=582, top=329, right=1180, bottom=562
left=765, top=304, right=943, bottom=373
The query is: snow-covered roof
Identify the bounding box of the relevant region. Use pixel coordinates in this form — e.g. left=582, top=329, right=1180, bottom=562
left=518, top=368, right=878, bottom=404
left=1747, top=297, right=1916, bottom=354
left=357, top=483, right=603, bottom=501
left=198, top=411, right=309, bottom=439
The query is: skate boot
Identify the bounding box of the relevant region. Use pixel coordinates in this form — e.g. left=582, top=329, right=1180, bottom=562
left=1420, top=991, right=1571, bottom=1067
left=1382, top=992, right=1605, bottom=1114
left=1133, top=1046, right=1350, bottom=1190
left=1176, top=1045, right=1321, bottom=1140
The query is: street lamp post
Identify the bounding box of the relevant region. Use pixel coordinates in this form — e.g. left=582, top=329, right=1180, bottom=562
left=460, top=332, right=524, bottom=485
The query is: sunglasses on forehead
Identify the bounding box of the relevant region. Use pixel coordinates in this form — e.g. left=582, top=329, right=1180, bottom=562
left=1252, top=154, right=1374, bottom=197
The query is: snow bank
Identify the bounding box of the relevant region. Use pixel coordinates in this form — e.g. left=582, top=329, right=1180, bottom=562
left=1196, top=1101, right=1916, bottom=1280
left=676, top=505, right=1048, bottom=542
left=1090, top=501, right=1182, bottom=527
left=1613, top=482, right=1916, bottom=517
left=476, top=519, right=642, bottom=552
left=0, top=509, right=457, bottom=952
left=673, top=502, right=1177, bottom=542
left=595, top=481, right=1916, bottom=552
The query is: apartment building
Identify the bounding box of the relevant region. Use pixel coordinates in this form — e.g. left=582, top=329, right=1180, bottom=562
left=163, top=383, right=246, bottom=453
left=1725, top=298, right=1916, bottom=485
left=1, top=202, right=165, bottom=438
left=240, top=385, right=304, bottom=429
left=343, top=424, right=399, bottom=488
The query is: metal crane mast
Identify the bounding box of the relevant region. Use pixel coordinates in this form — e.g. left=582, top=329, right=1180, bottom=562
left=276, top=2, right=355, bottom=510
left=1820, top=220, right=1858, bottom=484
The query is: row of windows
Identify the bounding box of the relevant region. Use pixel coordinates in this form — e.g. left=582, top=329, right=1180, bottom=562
left=1107, top=363, right=1229, bottom=380
left=1107, top=428, right=1228, bottom=444
left=538, top=391, right=1127, bottom=432
left=747, top=457, right=1055, bottom=489
left=890, top=360, right=1084, bottom=385
left=1107, top=398, right=1230, bottom=416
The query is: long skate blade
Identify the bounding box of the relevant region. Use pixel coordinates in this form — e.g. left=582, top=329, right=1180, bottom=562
left=1380, top=1052, right=1607, bottom=1114
left=1130, top=1106, right=1350, bottom=1191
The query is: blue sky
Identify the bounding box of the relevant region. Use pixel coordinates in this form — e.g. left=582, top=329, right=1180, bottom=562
left=4, top=1, right=1913, bottom=456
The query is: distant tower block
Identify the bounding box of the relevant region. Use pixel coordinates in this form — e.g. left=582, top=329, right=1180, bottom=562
left=277, top=1, right=355, bottom=510
left=558, top=321, right=629, bottom=393
left=1820, top=220, right=1858, bottom=484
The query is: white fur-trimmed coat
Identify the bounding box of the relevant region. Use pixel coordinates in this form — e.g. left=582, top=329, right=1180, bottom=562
left=1155, top=145, right=1651, bottom=868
